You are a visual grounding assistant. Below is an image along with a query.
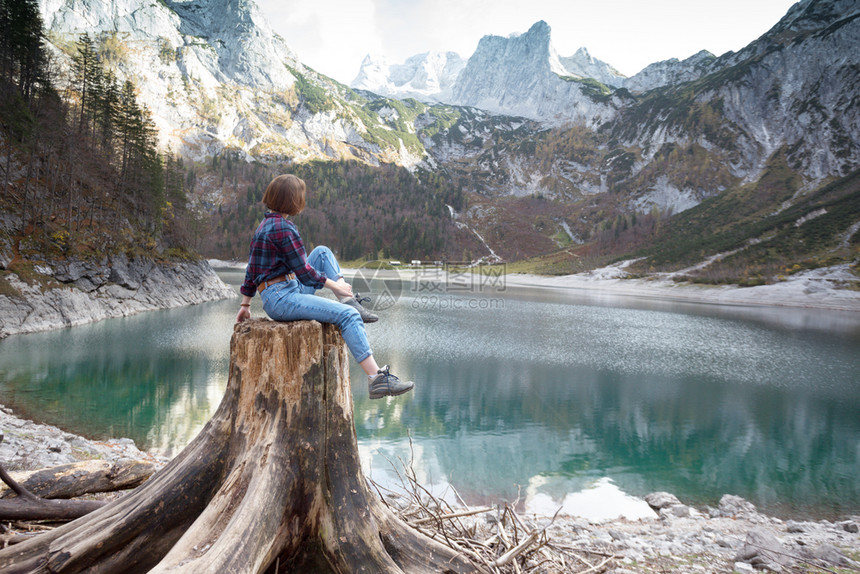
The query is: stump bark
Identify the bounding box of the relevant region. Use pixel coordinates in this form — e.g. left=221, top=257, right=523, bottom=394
left=0, top=319, right=481, bottom=573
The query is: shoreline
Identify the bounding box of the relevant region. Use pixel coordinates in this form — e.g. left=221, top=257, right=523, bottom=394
left=317, top=260, right=860, bottom=313
left=502, top=262, right=860, bottom=313
left=1, top=404, right=857, bottom=573
left=210, top=258, right=860, bottom=314
left=3, top=261, right=853, bottom=571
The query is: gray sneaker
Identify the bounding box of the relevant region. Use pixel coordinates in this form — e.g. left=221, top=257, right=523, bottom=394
left=341, top=293, right=379, bottom=323
left=369, top=365, right=414, bottom=399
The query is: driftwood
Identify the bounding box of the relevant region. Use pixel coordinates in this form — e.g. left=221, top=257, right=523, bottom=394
left=0, top=459, right=158, bottom=500
left=0, top=319, right=483, bottom=573
left=0, top=462, right=105, bottom=522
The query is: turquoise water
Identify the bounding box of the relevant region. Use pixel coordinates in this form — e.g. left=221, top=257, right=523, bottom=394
left=1, top=268, right=858, bottom=519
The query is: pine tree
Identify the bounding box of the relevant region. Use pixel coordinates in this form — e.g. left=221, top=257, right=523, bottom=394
left=0, top=0, right=50, bottom=104
left=94, top=69, right=119, bottom=154
left=71, top=33, right=99, bottom=132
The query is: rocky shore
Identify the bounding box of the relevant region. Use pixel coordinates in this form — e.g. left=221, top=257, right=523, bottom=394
left=0, top=404, right=167, bottom=471
left=534, top=493, right=860, bottom=573
left=0, top=253, right=236, bottom=339
left=505, top=261, right=860, bottom=313
left=1, top=405, right=856, bottom=573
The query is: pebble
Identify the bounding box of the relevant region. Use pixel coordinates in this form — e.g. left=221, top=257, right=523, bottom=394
left=0, top=404, right=167, bottom=470
left=531, top=489, right=859, bottom=573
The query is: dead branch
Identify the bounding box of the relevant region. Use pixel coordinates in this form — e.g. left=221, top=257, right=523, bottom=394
left=492, top=530, right=540, bottom=568
left=410, top=506, right=495, bottom=526
left=0, top=459, right=105, bottom=522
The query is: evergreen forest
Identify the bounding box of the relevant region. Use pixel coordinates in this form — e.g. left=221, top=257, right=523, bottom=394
left=1, top=0, right=196, bottom=267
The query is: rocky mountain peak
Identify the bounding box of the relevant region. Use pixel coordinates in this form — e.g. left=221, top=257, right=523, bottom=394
left=522, top=20, right=552, bottom=43
left=450, top=20, right=618, bottom=124
left=466, top=19, right=557, bottom=74
left=558, top=46, right=627, bottom=87
left=623, top=49, right=716, bottom=93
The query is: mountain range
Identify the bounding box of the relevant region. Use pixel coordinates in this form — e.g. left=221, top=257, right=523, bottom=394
left=38, top=0, right=426, bottom=166
left=36, top=0, right=860, bottom=281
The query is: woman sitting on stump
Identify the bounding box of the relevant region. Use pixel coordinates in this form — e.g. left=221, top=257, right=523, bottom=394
left=235, top=174, right=414, bottom=399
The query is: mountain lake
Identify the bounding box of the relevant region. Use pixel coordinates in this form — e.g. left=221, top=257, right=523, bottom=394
left=0, top=266, right=858, bottom=521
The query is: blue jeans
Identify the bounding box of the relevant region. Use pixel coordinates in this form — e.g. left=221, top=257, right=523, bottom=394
left=259, top=246, right=373, bottom=363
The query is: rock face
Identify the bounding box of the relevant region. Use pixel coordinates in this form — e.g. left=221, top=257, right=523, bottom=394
left=616, top=0, right=860, bottom=181
left=37, top=0, right=421, bottom=166
left=0, top=254, right=235, bottom=338
left=450, top=20, right=621, bottom=125
left=40, top=0, right=297, bottom=89
left=623, top=49, right=716, bottom=93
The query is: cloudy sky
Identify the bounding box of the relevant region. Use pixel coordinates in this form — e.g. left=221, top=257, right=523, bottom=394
left=256, top=0, right=799, bottom=85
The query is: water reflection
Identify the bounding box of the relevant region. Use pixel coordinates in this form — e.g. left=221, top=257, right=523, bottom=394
left=352, top=352, right=860, bottom=518
left=0, top=268, right=858, bottom=519
left=0, top=302, right=234, bottom=456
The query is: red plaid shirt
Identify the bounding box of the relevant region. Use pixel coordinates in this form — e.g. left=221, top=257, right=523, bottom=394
left=240, top=213, right=327, bottom=297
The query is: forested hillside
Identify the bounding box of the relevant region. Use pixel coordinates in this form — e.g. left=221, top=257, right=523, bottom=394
left=1, top=0, right=196, bottom=273
left=195, top=154, right=480, bottom=262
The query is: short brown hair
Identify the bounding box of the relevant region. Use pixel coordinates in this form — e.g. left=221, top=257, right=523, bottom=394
left=262, top=174, right=306, bottom=215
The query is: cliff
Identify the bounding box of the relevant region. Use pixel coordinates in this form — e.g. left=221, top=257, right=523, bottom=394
left=0, top=254, right=234, bottom=339
left=450, top=20, right=621, bottom=126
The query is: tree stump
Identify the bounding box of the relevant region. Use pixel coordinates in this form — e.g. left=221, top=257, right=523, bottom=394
left=0, top=319, right=482, bottom=573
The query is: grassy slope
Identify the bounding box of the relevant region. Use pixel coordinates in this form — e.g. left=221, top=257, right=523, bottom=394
left=631, top=158, right=860, bottom=283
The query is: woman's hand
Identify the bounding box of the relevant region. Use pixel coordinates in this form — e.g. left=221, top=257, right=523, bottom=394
left=327, top=277, right=353, bottom=300
left=236, top=306, right=251, bottom=323
left=236, top=295, right=253, bottom=323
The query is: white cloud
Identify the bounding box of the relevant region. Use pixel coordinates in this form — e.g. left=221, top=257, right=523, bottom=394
left=263, top=0, right=384, bottom=82
left=257, top=0, right=798, bottom=84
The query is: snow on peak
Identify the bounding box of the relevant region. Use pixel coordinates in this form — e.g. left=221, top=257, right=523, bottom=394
left=351, top=50, right=466, bottom=102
